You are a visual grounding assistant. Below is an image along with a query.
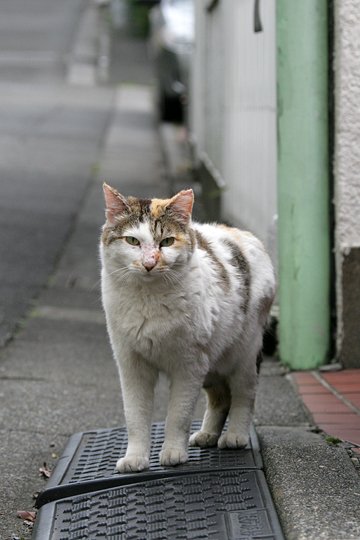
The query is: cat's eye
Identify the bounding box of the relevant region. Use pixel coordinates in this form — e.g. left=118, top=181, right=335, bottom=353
left=125, top=236, right=140, bottom=246
left=160, top=237, right=175, bottom=248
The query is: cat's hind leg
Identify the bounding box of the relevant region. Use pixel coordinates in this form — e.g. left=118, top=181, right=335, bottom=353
left=217, top=342, right=258, bottom=449
left=189, top=378, right=230, bottom=448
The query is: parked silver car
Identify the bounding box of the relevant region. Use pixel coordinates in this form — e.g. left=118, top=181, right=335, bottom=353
left=149, top=0, right=194, bottom=122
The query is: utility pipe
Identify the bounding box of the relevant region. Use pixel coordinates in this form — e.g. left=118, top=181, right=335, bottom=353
left=277, top=0, right=330, bottom=369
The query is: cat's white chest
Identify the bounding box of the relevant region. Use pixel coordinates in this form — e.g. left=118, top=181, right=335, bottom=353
left=104, top=282, right=191, bottom=363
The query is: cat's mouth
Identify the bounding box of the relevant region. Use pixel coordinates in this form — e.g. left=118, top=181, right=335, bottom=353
left=140, top=268, right=166, bottom=277
left=136, top=266, right=173, bottom=281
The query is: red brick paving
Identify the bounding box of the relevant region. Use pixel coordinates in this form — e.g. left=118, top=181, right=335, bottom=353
left=343, top=394, right=360, bottom=408
left=312, top=413, right=359, bottom=424
left=291, top=369, right=360, bottom=448
left=326, top=382, right=360, bottom=390
left=292, top=373, right=320, bottom=385
left=297, top=385, right=330, bottom=394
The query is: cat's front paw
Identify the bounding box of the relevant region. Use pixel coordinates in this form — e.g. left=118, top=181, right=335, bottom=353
left=189, top=431, right=219, bottom=448
left=160, top=447, right=188, bottom=467
left=116, top=454, right=149, bottom=473
left=218, top=432, right=249, bottom=449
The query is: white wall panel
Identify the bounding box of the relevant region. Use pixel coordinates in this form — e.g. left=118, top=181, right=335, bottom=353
left=191, top=0, right=277, bottom=252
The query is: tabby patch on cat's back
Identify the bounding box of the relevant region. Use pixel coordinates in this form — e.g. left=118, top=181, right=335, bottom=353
left=100, top=183, right=275, bottom=473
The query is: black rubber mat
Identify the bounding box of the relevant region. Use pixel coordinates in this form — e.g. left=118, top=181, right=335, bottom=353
left=37, top=421, right=262, bottom=507
left=33, top=469, right=284, bottom=539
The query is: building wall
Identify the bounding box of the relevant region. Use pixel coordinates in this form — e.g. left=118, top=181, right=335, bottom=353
left=190, top=0, right=277, bottom=261
left=334, top=0, right=360, bottom=367
left=191, top=0, right=360, bottom=368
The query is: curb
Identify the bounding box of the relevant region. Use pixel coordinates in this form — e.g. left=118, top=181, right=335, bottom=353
left=258, top=426, right=360, bottom=540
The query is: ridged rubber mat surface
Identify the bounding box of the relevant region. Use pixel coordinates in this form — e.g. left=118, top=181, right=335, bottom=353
left=33, top=470, right=284, bottom=539
left=37, top=421, right=262, bottom=507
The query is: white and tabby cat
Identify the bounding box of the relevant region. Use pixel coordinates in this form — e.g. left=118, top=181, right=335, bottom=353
left=100, top=183, right=275, bottom=473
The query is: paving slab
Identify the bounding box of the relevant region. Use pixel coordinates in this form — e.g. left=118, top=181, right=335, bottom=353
left=0, top=83, right=113, bottom=347
left=254, top=359, right=311, bottom=428
left=258, top=426, right=360, bottom=540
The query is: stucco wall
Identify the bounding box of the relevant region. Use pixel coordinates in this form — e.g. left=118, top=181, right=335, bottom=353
left=335, top=0, right=360, bottom=248
left=334, top=0, right=360, bottom=366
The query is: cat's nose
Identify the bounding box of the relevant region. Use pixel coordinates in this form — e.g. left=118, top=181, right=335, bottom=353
left=142, top=246, right=159, bottom=272
left=143, top=262, right=156, bottom=272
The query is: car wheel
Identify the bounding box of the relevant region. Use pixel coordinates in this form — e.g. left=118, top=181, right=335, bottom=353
left=159, top=91, right=183, bottom=123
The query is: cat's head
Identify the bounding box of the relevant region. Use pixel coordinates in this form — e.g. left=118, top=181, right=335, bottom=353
left=101, top=183, right=195, bottom=281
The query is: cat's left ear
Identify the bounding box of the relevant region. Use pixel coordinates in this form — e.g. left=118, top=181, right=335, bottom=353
left=103, top=182, right=130, bottom=225
left=168, top=189, right=194, bottom=225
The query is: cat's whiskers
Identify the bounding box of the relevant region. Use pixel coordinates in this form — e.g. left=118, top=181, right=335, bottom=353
left=156, top=270, right=185, bottom=291
left=100, top=275, right=133, bottom=296
left=158, top=269, right=184, bottom=289
left=108, top=265, right=132, bottom=278
left=91, top=268, right=131, bottom=291
left=103, top=266, right=135, bottom=287
left=159, top=271, right=173, bottom=288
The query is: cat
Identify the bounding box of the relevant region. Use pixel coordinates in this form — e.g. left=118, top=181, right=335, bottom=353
left=100, top=183, right=275, bottom=473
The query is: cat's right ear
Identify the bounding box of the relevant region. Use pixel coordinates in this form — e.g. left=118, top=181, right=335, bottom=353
left=103, top=183, right=129, bottom=225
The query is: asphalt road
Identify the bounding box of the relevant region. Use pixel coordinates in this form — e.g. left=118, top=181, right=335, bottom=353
left=0, top=0, right=84, bottom=84
left=0, top=0, right=113, bottom=346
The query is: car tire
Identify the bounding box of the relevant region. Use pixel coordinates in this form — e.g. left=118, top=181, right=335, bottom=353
left=159, top=91, right=183, bottom=123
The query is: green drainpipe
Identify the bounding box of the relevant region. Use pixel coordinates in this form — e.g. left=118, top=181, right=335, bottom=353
left=277, top=0, right=330, bottom=369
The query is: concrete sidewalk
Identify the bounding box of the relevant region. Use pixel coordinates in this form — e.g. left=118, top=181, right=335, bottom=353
left=1, top=7, right=360, bottom=540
